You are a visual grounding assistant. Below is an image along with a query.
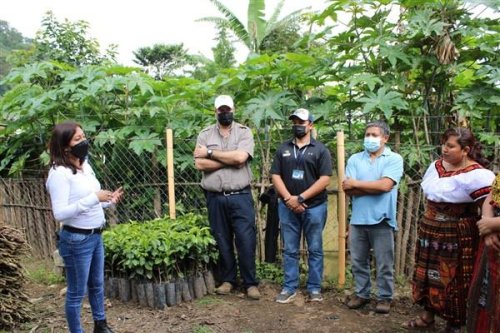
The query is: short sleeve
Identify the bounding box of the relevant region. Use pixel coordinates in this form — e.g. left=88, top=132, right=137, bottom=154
left=196, top=130, right=208, bottom=147
left=381, top=153, right=404, bottom=185
left=237, top=127, right=254, bottom=158
left=270, top=147, right=282, bottom=175
left=345, top=155, right=357, bottom=179
left=468, top=169, right=495, bottom=201
left=318, top=146, right=333, bottom=176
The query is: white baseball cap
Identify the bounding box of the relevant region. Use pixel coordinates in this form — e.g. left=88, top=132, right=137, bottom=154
left=289, top=108, right=314, bottom=122
left=214, top=95, right=234, bottom=109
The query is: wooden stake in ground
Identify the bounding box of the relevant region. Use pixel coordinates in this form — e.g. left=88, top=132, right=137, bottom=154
left=336, top=131, right=346, bottom=287
left=166, top=128, right=176, bottom=220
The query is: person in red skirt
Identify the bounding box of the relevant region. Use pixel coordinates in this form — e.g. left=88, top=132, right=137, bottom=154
left=467, top=173, right=500, bottom=333
left=402, top=128, right=495, bottom=333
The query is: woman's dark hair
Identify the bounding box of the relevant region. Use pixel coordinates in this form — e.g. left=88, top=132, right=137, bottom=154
left=441, top=127, right=490, bottom=167
left=49, top=121, right=81, bottom=174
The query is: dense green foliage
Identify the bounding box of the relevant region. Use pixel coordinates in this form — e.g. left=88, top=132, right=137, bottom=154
left=103, top=213, right=218, bottom=281
left=0, top=20, right=31, bottom=95
left=33, top=11, right=116, bottom=66
left=198, top=0, right=307, bottom=54
left=133, top=43, right=194, bottom=79
left=0, top=0, right=498, bottom=183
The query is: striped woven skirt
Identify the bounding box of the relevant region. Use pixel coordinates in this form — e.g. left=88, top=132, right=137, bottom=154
left=412, top=200, right=480, bottom=326
left=467, top=207, right=500, bottom=333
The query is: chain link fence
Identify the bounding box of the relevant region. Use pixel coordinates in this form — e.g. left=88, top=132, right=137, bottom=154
left=1, top=124, right=498, bottom=282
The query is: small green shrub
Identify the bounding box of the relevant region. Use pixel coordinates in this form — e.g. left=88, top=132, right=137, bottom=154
left=103, top=213, right=218, bottom=282
left=256, top=262, right=283, bottom=284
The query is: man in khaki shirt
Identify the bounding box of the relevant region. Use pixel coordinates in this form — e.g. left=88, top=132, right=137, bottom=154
left=193, top=95, right=260, bottom=300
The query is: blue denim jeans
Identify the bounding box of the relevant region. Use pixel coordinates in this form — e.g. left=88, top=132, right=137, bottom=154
left=349, top=222, right=394, bottom=301
left=206, top=191, right=258, bottom=288
left=58, top=229, right=106, bottom=333
left=278, top=201, right=327, bottom=293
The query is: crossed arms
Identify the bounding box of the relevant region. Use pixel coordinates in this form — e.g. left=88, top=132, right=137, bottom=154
left=342, top=177, right=396, bottom=196
left=193, top=145, right=249, bottom=172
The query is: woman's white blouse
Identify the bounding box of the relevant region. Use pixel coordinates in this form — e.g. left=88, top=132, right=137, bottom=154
left=421, top=160, right=495, bottom=203
left=46, top=161, right=109, bottom=229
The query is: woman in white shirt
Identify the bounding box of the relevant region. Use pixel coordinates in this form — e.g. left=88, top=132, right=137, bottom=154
left=46, top=121, right=123, bottom=333
left=403, top=128, right=494, bottom=333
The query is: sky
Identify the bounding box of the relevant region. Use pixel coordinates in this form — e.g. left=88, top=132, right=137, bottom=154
left=0, top=0, right=328, bottom=66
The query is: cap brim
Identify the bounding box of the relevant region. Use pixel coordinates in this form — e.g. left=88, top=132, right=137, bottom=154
left=289, top=115, right=307, bottom=121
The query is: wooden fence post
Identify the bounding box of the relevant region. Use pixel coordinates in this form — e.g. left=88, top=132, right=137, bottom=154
left=166, top=128, right=176, bottom=220
left=336, top=131, right=346, bottom=287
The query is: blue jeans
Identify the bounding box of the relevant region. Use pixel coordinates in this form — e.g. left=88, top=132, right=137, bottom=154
left=278, top=201, right=327, bottom=293
left=58, top=229, right=106, bottom=333
left=206, top=191, right=258, bottom=288
left=349, top=222, right=394, bottom=300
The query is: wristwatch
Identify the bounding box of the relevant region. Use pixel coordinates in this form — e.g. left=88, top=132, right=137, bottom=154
left=207, top=149, right=213, bottom=159
left=298, top=195, right=305, bottom=204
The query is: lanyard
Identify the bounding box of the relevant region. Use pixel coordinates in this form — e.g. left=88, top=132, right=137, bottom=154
left=293, top=144, right=308, bottom=167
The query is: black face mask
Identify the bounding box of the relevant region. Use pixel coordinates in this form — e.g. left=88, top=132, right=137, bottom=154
left=70, top=140, right=89, bottom=162
left=292, top=125, right=307, bottom=138
left=217, top=112, right=234, bottom=126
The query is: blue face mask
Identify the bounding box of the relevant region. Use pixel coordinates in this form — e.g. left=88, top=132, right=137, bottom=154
left=363, top=136, right=381, bottom=153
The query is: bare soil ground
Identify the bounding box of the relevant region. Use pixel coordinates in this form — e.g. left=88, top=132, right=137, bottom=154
left=11, top=260, right=449, bottom=333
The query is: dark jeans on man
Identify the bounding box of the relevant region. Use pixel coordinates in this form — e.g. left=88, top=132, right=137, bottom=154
left=206, top=190, right=258, bottom=288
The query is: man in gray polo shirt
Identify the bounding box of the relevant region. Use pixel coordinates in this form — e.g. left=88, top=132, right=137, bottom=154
left=193, top=95, right=260, bottom=300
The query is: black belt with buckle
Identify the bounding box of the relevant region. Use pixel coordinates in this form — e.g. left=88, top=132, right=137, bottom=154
left=63, top=225, right=104, bottom=235
left=211, top=186, right=251, bottom=196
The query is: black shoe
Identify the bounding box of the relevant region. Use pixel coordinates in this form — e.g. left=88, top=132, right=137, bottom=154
left=94, top=319, right=113, bottom=333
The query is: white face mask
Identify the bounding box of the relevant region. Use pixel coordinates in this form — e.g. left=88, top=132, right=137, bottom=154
left=363, top=136, right=381, bottom=153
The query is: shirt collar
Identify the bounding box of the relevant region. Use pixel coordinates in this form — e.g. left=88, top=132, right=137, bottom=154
left=289, top=137, right=317, bottom=148
left=362, top=146, right=392, bottom=158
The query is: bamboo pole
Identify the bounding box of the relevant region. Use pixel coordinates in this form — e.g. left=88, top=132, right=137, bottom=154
left=166, top=128, right=176, bottom=220
left=400, top=187, right=415, bottom=274
left=395, top=192, right=405, bottom=276
left=336, top=131, right=346, bottom=287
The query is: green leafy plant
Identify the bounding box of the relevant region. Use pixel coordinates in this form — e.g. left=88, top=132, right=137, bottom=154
left=256, top=261, right=283, bottom=284
left=26, top=266, right=65, bottom=285
left=103, top=213, right=218, bottom=282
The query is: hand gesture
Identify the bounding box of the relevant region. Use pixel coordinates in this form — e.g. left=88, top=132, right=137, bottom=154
left=96, top=190, right=113, bottom=202
left=110, top=187, right=124, bottom=204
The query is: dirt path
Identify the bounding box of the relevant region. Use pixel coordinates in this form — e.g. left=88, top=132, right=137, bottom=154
left=17, top=280, right=448, bottom=333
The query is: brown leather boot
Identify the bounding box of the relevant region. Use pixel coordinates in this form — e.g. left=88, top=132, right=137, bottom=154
left=215, top=282, right=233, bottom=295
left=247, top=286, right=260, bottom=300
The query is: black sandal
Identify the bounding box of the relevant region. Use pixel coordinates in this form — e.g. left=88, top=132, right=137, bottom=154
left=402, top=316, right=435, bottom=331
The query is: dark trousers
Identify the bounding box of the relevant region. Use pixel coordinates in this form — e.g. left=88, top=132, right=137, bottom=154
left=206, top=191, right=258, bottom=288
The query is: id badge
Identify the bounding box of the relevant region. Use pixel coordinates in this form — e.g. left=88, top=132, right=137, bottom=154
left=292, top=169, right=304, bottom=180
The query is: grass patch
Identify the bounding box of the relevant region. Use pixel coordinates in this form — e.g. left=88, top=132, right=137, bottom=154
left=192, top=325, right=215, bottom=333
left=23, top=256, right=65, bottom=285
left=195, top=295, right=224, bottom=305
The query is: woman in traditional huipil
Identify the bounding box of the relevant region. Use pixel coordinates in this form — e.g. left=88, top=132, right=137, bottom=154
left=467, top=173, right=500, bottom=333
left=403, top=128, right=495, bottom=333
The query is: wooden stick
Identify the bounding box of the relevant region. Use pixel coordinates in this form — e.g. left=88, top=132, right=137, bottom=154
left=336, top=131, right=346, bottom=287
left=395, top=192, right=405, bottom=276
left=166, top=128, right=176, bottom=220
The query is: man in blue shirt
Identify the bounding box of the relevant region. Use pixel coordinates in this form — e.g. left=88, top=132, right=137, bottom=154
left=342, top=120, right=403, bottom=314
